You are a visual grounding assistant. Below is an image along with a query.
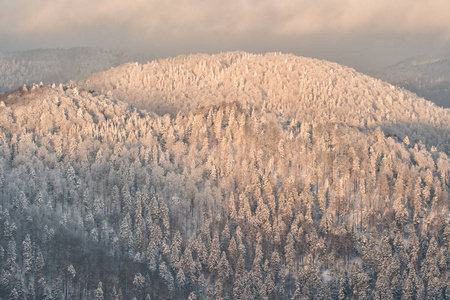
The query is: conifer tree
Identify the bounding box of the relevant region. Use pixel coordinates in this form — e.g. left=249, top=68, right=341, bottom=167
left=94, top=282, right=104, bottom=300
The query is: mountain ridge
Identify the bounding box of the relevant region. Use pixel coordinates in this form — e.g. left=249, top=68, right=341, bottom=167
left=371, top=54, right=450, bottom=108
left=0, top=47, right=153, bottom=94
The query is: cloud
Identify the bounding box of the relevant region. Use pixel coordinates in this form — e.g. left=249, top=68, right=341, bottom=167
left=1, top=0, right=450, bottom=39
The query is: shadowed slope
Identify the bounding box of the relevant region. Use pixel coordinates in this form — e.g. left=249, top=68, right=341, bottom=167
left=372, top=55, right=450, bottom=108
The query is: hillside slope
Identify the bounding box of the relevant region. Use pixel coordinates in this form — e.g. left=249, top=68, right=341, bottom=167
left=80, top=52, right=450, bottom=153
left=372, top=55, right=450, bottom=108
left=0, top=47, right=152, bottom=94
left=0, top=52, right=449, bottom=299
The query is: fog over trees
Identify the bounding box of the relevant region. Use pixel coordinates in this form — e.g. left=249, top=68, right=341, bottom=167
left=0, top=52, right=449, bottom=299
left=372, top=54, right=450, bottom=109
left=0, top=48, right=152, bottom=94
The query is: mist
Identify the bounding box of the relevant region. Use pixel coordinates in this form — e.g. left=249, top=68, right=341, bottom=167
left=1, top=0, right=450, bottom=71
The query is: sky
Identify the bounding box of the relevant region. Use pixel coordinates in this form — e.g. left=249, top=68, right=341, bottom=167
left=1, top=0, right=450, bottom=71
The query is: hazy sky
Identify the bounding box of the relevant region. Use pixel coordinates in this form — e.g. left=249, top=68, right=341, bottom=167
left=1, top=0, right=450, bottom=71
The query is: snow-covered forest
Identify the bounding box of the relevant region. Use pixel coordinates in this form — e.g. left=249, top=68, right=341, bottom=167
left=372, top=55, right=450, bottom=109
left=0, top=48, right=152, bottom=94
left=0, top=52, right=449, bottom=299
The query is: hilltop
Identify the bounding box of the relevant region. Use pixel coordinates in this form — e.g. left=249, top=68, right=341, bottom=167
left=80, top=52, right=450, bottom=152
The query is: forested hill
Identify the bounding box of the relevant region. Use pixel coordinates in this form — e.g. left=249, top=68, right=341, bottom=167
left=79, top=52, right=450, bottom=153
left=0, top=47, right=152, bottom=94
left=0, top=52, right=449, bottom=299
left=371, top=54, right=450, bottom=109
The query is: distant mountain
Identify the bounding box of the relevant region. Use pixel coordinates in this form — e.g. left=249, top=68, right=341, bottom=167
left=0, top=47, right=153, bottom=93
left=0, top=52, right=449, bottom=299
left=372, top=54, right=450, bottom=108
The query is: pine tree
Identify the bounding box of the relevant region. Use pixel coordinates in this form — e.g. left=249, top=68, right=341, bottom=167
left=228, top=236, right=238, bottom=263
left=217, top=251, right=231, bottom=280
left=10, top=288, right=18, bottom=300
left=120, top=213, right=134, bottom=258
left=188, top=291, right=197, bottom=300
left=351, top=264, right=370, bottom=300
left=170, top=231, right=182, bottom=271
left=338, top=270, right=349, bottom=300
left=374, top=273, right=393, bottom=300
left=22, top=234, right=33, bottom=281
left=94, top=282, right=104, bottom=300
left=176, top=268, right=186, bottom=288
left=207, top=232, right=220, bottom=272
left=412, top=177, right=423, bottom=226
left=43, top=283, right=52, bottom=300
left=121, top=186, right=132, bottom=215
left=284, top=232, right=296, bottom=272
left=421, top=237, right=442, bottom=298
left=159, top=261, right=174, bottom=291
left=132, top=273, right=146, bottom=299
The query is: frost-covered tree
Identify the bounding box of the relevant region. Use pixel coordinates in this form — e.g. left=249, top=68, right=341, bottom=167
left=0, top=51, right=448, bottom=299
